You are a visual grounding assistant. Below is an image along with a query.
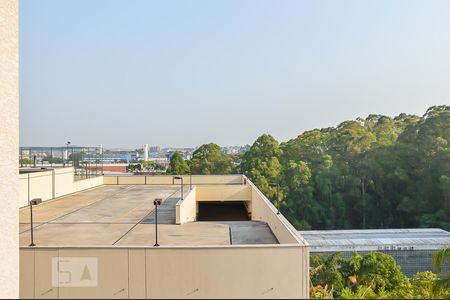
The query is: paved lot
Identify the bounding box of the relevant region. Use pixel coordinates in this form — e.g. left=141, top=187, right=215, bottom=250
left=115, top=223, right=230, bottom=246
left=19, top=185, right=278, bottom=246
left=20, top=185, right=134, bottom=225
left=222, top=221, right=279, bottom=244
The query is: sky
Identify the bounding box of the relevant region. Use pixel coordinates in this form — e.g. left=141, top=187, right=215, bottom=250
left=20, top=0, right=450, bottom=148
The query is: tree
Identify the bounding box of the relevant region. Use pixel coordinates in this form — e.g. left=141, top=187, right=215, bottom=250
left=142, top=161, right=166, bottom=172
left=190, top=106, right=450, bottom=232
left=310, top=251, right=449, bottom=299
left=166, top=151, right=190, bottom=174
left=358, top=252, right=408, bottom=292
left=432, top=245, right=450, bottom=291
left=310, top=253, right=344, bottom=294
left=190, top=143, right=233, bottom=175
left=272, top=105, right=449, bottom=230
left=282, top=160, right=315, bottom=229
left=126, top=163, right=141, bottom=172
left=19, top=158, right=33, bottom=165
left=69, top=152, right=83, bottom=168
left=240, top=134, right=283, bottom=201
left=410, top=272, right=448, bottom=299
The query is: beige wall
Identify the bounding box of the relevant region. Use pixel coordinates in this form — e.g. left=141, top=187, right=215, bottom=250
left=19, top=167, right=103, bottom=207
left=196, top=185, right=251, bottom=202
left=0, top=0, right=19, bottom=298
left=20, top=245, right=308, bottom=299
left=20, top=171, right=53, bottom=207
left=176, top=187, right=197, bottom=224
left=247, top=180, right=308, bottom=246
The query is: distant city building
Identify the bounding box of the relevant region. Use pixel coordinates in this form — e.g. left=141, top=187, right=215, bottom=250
left=149, top=146, right=160, bottom=153
left=165, top=150, right=192, bottom=160
left=221, top=145, right=250, bottom=155
left=84, top=153, right=131, bottom=163
left=143, top=144, right=149, bottom=161
left=147, top=157, right=169, bottom=166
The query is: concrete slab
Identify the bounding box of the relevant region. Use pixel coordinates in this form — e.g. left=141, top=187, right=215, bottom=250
left=115, top=223, right=230, bottom=246
left=19, top=223, right=133, bottom=246
left=20, top=185, right=132, bottom=224
left=214, top=221, right=279, bottom=245
left=52, top=186, right=178, bottom=224
left=141, top=186, right=191, bottom=224
left=140, top=197, right=178, bottom=224
left=18, top=185, right=277, bottom=247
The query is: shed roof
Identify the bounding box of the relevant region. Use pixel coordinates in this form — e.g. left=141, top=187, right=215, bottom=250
left=298, top=228, right=450, bottom=252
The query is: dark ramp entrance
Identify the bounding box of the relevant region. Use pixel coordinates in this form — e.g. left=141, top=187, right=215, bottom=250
left=197, top=201, right=250, bottom=221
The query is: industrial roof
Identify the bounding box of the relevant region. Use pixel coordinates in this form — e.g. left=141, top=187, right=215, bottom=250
left=298, top=228, right=450, bottom=252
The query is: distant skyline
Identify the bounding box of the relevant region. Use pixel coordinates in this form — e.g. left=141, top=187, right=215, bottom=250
left=20, top=0, right=450, bottom=148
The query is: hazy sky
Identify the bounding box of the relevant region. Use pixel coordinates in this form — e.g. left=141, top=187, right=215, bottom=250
left=20, top=0, right=450, bottom=148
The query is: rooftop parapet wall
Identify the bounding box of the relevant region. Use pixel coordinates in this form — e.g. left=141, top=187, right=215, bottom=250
left=103, top=174, right=244, bottom=185
left=247, top=178, right=309, bottom=246
left=20, top=245, right=309, bottom=299
left=19, top=167, right=103, bottom=207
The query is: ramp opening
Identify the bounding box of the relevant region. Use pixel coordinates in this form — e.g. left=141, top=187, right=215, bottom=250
left=197, top=201, right=250, bottom=221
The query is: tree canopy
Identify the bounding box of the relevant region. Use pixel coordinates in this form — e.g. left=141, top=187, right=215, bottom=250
left=190, top=143, right=234, bottom=174
left=184, top=105, right=449, bottom=231
left=310, top=251, right=449, bottom=299
left=166, top=151, right=190, bottom=175
left=240, top=105, right=449, bottom=230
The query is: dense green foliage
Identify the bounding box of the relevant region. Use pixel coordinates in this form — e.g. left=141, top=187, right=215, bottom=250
left=432, top=245, right=450, bottom=290
left=310, top=251, right=450, bottom=299
left=190, top=143, right=234, bottom=175
left=240, top=134, right=283, bottom=200
left=169, top=107, right=450, bottom=299
left=166, top=151, right=190, bottom=174
left=170, top=106, right=448, bottom=230
left=240, top=105, right=450, bottom=230
left=19, top=158, right=34, bottom=165
left=142, top=161, right=166, bottom=172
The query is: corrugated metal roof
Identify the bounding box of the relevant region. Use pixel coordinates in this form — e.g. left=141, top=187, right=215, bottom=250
left=298, top=228, right=450, bottom=252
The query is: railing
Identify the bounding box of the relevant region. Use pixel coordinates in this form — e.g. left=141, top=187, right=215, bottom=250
left=19, top=167, right=103, bottom=207
left=19, top=146, right=103, bottom=180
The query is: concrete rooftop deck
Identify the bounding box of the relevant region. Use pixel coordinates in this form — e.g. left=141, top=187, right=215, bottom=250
left=19, top=185, right=278, bottom=247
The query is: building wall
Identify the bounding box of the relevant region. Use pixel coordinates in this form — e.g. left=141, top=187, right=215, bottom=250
left=176, top=187, right=197, bottom=224
left=0, top=0, right=19, bottom=297
left=20, top=245, right=308, bottom=299
left=196, top=185, right=251, bottom=202
left=101, top=165, right=127, bottom=172
left=19, top=167, right=103, bottom=207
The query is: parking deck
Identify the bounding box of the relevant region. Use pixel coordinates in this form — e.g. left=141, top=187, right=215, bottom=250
left=19, top=185, right=278, bottom=246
